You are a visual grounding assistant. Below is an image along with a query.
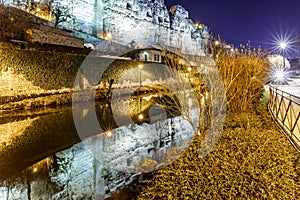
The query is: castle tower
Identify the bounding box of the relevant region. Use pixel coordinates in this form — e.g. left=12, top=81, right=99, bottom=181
left=93, top=0, right=104, bottom=37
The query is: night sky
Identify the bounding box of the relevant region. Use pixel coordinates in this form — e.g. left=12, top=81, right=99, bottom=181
left=165, top=0, right=300, bottom=58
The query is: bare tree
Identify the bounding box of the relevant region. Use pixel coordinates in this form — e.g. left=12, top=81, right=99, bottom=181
left=52, top=5, right=72, bottom=27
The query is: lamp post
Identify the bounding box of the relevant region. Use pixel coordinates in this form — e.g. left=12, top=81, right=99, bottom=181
left=279, top=41, right=287, bottom=69
left=106, top=32, right=112, bottom=44
left=214, top=40, right=220, bottom=46
left=138, top=65, right=143, bottom=120
left=138, top=64, right=143, bottom=88
left=276, top=41, right=288, bottom=84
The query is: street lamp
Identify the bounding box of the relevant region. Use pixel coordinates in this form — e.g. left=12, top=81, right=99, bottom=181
left=270, top=41, right=289, bottom=84
left=104, top=130, right=112, bottom=138
left=138, top=64, right=143, bottom=87
left=279, top=41, right=287, bottom=69
left=214, top=40, right=220, bottom=46
left=138, top=113, right=144, bottom=120
left=105, top=32, right=113, bottom=44
left=138, top=65, right=143, bottom=119
left=279, top=41, right=287, bottom=50
left=106, top=32, right=112, bottom=40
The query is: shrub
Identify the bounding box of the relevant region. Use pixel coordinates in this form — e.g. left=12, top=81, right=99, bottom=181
left=211, top=42, right=271, bottom=113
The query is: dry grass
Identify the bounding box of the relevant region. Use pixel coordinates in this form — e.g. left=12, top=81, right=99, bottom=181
left=212, top=42, right=271, bottom=113
left=137, top=108, right=300, bottom=199
left=136, top=42, right=299, bottom=199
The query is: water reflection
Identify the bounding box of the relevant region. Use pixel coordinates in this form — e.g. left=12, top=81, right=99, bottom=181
left=0, top=107, right=80, bottom=179
left=0, top=91, right=197, bottom=199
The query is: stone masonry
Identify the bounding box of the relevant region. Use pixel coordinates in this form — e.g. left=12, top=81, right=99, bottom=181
left=5, top=0, right=210, bottom=55
left=49, top=116, right=195, bottom=199
left=0, top=5, right=84, bottom=48
left=53, top=0, right=210, bottom=55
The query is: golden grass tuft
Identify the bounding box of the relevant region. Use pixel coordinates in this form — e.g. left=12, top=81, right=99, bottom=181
left=137, top=108, right=300, bottom=199
left=214, top=43, right=271, bottom=113
left=135, top=41, right=298, bottom=199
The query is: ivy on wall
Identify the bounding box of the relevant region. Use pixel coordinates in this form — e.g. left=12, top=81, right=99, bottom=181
left=0, top=46, right=86, bottom=90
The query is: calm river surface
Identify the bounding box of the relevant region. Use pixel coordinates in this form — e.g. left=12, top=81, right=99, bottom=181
left=0, top=92, right=197, bottom=199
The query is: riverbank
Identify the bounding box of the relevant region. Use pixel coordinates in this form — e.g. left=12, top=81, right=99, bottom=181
left=132, top=106, right=300, bottom=199
left=0, top=88, right=110, bottom=112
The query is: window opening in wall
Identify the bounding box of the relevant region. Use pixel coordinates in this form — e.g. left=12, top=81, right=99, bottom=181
left=126, top=3, right=132, bottom=10
left=158, top=16, right=163, bottom=23
left=154, top=54, right=160, bottom=61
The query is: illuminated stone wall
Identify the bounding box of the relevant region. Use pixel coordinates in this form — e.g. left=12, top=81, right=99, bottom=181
left=49, top=116, right=194, bottom=199
left=4, top=0, right=210, bottom=55
left=0, top=6, right=84, bottom=48
left=4, top=0, right=211, bottom=55
left=0, top=114, right=195, bottom=199
left=0, top=42, right=85, bottom=99
left=51, top=0, right=210, bottom=55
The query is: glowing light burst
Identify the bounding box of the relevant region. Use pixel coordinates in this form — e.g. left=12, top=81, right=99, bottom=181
left=264, top=28, right=298, bottom=57
left=279, top=41, right=287, bottom=50
left=268, top=67, right=288, bottom=85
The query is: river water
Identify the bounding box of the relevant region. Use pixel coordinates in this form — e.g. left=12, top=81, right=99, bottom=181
left=0, top=92, right=198, bottom=199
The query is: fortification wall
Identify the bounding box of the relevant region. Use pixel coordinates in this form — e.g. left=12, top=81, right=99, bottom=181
left=51, top=0, right=209, bottom=55
left=0, top=5, right=84, bottom=48
left=102, top=1, right=209, bottom=55
left=4, top=0, right=210, bottom=55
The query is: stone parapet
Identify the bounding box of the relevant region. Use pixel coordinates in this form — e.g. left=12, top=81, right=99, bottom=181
left=28, top=28, right=84, bottom=48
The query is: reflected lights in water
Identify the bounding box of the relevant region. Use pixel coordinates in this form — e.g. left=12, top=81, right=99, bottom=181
left=0, top=117, right=39, bottom=146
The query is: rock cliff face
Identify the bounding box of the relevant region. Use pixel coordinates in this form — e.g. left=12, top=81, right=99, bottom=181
left=6, top=0, right=210, bottom=55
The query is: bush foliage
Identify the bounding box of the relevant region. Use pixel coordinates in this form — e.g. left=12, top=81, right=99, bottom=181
left=211, top=43, right=271, bottom=113
left=136, top=42, right=299, bottom=199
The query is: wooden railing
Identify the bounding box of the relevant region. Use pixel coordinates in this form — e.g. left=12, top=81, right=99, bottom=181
left=269, top=85, right=300, bottom=150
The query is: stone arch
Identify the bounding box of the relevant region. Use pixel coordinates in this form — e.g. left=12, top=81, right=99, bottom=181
left=94, top=48, right=195, bottom=130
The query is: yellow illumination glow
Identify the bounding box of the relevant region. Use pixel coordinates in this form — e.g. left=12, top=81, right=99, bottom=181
left=33, top=168, right=37, bottom=173
left=106, top=32, right=112, bottom=40
left=105, top=130, right=113, bottom=137
left=138, top=114, right=144, bottom=120
left=201, top=97, right=205, bottom=106
left=205, top=92, right=209, bottom=99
